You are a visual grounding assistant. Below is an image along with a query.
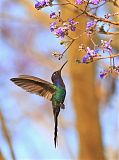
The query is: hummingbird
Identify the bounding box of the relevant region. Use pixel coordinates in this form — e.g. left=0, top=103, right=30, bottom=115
left=10, top=61, right=67, bottom=148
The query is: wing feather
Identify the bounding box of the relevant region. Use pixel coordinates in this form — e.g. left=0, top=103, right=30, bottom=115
left=10, top=75, right=56, bottom=101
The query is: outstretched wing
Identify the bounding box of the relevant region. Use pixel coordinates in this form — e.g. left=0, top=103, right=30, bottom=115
left=10, top=75, right=56, bottom=101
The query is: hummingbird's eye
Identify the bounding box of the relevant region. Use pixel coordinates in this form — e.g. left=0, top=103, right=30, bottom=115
left=53, top=72, right=57, bottom=76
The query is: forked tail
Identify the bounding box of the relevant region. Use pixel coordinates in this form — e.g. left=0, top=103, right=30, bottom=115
left=53, top=107, right=60, bottom=148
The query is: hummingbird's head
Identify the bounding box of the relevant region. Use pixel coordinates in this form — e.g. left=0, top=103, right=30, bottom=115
left=51, top=61, right=68, bottom=83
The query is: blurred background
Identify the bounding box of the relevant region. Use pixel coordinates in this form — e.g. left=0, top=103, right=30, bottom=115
left=0, top=0, right=119, bottom=160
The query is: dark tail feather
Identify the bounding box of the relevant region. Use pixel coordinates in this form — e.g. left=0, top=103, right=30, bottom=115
left=54, top=114, right=58, bottom=148
left=53, top=107, right=60, bottom=148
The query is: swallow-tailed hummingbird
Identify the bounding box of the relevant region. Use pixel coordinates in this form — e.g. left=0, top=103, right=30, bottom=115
left=10, top=61, right=67, bottom=148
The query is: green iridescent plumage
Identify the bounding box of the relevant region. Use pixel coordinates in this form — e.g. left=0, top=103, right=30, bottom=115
left=52, top=86, right=66, bottom=107
left=10, top=61, right=67, bottom=148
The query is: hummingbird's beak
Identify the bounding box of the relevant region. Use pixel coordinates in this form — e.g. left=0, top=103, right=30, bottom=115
left=59, top=60, right=68, bottom=72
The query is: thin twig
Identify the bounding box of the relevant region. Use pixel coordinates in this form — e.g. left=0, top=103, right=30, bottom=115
left=95, top=53, right=119, bottom=60
left=0, top=150, right=5, bottom=160
left=0, top=110, right=16, bottom=160
left=84, top=11, right=119, bottom=26
left=99, top=31, right=119, bottom=35
left=61, top=39, right=75, bottom=57
left=92, top=53, right=119, bottom=63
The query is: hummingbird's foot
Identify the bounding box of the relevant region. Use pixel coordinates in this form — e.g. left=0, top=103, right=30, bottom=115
left=60, top=104, right=65, bottom=109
